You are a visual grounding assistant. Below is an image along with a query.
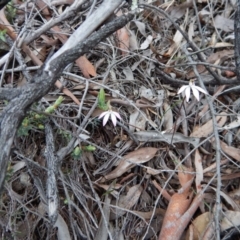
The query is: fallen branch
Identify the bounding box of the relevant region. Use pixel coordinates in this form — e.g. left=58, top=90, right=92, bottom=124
left=0, top=0, right=134, bottom=193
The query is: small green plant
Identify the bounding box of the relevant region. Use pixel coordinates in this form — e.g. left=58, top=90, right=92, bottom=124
left=5, top=162, right=13, bottom=181
left=58, top=129, right=71, bottom=142
left=0, top=29, right=7, bottom=41
left=71, top=145, right=96, bottom=160
left=5, top=1, right=16, bottom=23
left=97, top=88, right=108, bottom=110
left=18, top=96, right=64, bottom=136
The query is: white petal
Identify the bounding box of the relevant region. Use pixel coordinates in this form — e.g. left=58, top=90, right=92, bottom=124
left=98, top=111, right=108, bottom=119
left=192, top=87, right=200, bottom=101
left=185, top=87, right=191, bottom=102
left=111, top=113, right=117, bottom=126
left=194, top=86, right=208, bottom=95
left=102, top=113, right=110, bottom=126
left=177, top=85, right=189, bottom=94
left=113, top=111, right=121, bottom=120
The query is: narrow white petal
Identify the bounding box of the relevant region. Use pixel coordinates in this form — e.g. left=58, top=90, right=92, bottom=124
left=185, top=87, right=191, bottom=102
left=192, top=87, right=200, bottom=101
left=98, top=111, right=108, bottom=119
left=177, top=85, right=189, bottom=94
left=111, top=113, right=117, bottom=126
left=194, top=86, right=208, bottom=95
left=102, top=113, right=110, bottom=126
left=113, top=111, right=121, bottom=120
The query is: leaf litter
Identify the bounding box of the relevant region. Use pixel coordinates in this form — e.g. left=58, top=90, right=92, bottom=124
left=1, top=0, right=240, bottom=239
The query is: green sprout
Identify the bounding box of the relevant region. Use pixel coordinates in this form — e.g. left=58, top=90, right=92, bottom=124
left=5, top=1, right=16, bottom=23
left=72, top=145, right=96, bottom=160
left=0, top=29, right=7, bottom=41
left=17, top=96, right=64, bottom=136
left=97, top=88, right=108, bottom=111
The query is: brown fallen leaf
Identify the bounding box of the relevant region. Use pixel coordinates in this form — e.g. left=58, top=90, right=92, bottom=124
left=211, top=138, right=240, bottom=162
left=115, top=10, right=130, bottom=56
left=178, top=165, right=194, bottom=195
left=110, top=184, right=143, bottom=220
left=159, top=193, right=204, bottom=240
left=55, top=81, right=80, bottom=105
left=190, top=112, right=227, bottom=138
left=159, top=192, right=193, bottom=240
left=223, top=70, right=236, bottom=78
left=186, top=212, right=211, bottom=240
left=221, top=211, right=240, bottom=232
left=102, top=147, right=158, bottom=181
left=76, top=55, right=97, bottom=79
left=116, top=27, right=130, bottom=56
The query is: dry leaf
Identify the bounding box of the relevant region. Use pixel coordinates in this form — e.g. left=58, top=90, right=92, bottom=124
left=216, top=139, right=240, bottom=162
left=116, top=27, right=130, bottom=56
left=111, top=184, right=143, bottom=219
left=223, top=116, right=240, bottom=130
left=123, top=66, right=134, bottom=80
left=129, top=30, right=139, bottom=51
left=95, top=195, right=111, bottom=240
left=95, top=183, right=122, bottom=198
left=163, top=101, right=173, bottom=131
left=190, top=112, right=227, bottom=137
left=159, top=193, right=204, bottom=240
left=76, top=55, right=97, bottom=79
left=186, top=212, right=211, bottom=240
left=140, top=35, right=153, bottom=50
left=103, top=147, right=158, bottom=181
left=134, top=131, right=200, bottom=147
left=55, top=81, right=80, bottom=105
left=164, top=25, right=184, bottom=57
left=132, top=20, right=147, bottom=37
left=130, top=110, right=147, bottom=132
left=210, top=42, right=234, bottom=48
left=54, top=214, right=72, bottom=240
left=178, top=165, right=194, bottom=194
left=159, top=192, right=193, bottom=240
left=221, top=211, right=240, bottom=231
left=209, top=185, right=239, bottom=210
left=194, top=149, right=203, bottom=193
left=214, top=15, right=234, bottom=32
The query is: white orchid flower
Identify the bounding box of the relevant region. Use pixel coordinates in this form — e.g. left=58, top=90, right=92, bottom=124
left=178, top=80, right=208, bottom=102
left=98, top=110, right=122, bottom=126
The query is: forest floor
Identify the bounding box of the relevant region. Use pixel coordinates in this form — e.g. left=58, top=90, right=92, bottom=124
left=0, top=0, right=239, bottom=239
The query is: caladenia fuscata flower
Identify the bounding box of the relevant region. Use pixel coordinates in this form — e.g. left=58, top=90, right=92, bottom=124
left=177, top=80, right=208, bottom=102
left=98, top=109, right=122, bottom=126
left=98, top=101, right=122, bottom=126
